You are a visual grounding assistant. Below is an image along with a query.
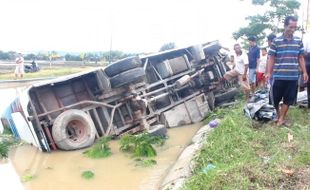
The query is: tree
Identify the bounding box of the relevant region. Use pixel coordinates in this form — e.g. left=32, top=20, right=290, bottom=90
left=80, top=52, right=86, bottom=62
left=36, top=52, right=49, bottom=60
left=24, top=53, right=36, bottom=60
left=159, top=42, right=176, bottom=52
left=65, top=54, right=82, bottom=61
left=0, top=50, right=137, bottom=63
left=6, top=51, right=17, bottom=60
left=233, top=0, right=301, bottom=47
left=0, top=51, right=10, bottom=60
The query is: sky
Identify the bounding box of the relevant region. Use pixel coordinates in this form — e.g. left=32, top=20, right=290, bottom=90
left=0, top=0, right=307, bottom=53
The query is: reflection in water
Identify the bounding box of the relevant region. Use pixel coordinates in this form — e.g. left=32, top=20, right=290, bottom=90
left=6, top=123, right=201, bottom=190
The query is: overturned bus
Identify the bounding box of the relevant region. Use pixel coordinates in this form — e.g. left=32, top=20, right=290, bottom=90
left=1, top=41, right=237, bottom=152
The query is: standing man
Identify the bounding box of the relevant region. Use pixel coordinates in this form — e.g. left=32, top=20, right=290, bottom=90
left=222, top=44, right=250, bottom=100
left=266, top=33, right=277, bottom=105
left=15, top=53, right=24, bottom=79
left=248, top=36, right=260, bottom=94
left=266, top=16, right=309, bottom=126
left=267, top=34, right=277, bottom=47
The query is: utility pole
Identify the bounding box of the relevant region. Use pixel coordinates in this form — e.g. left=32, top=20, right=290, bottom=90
left=109, top=32, right=112, bottom=65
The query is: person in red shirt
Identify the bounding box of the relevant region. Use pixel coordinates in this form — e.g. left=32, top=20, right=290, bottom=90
left=256, top=48, right=268, bottom=88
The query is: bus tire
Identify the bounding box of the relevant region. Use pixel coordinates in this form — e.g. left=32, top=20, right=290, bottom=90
left=110, top=67, right=145, bottom=88
left=105, top=56, right=142, bottom=77
left=52, top=109, right=96, bottom=150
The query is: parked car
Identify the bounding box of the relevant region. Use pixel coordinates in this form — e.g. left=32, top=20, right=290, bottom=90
left=0, top=41, right=236, bottom=152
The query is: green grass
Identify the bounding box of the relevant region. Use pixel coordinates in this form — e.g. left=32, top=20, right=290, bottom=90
left=183, top=103, right=310, bottom=190
left=2, top=127, right=13, bottom=135
left=119, top=133, right=165, bottom=158
left=83, top=137, right=112, bottom=159
left=0, top=135, right=16, bottom=159
left=119, top=133, right=165, bottom=167
left=21, top=174, right=36, bottom=182
left=0, top=67, right=92, bottom=80
left=0, top=140, right=10, bottom=159
left=81, top=170, right=95, bottom=179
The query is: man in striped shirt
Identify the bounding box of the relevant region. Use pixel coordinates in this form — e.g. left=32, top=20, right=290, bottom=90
left=266, top=16, right=308, bottom=126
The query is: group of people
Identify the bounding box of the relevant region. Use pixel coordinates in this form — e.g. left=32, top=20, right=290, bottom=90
left=223, top=16, right=309, bottom=126
left=223, top=37, right=270, bottom=100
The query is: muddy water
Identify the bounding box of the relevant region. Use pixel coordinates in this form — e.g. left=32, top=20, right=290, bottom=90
left=7, top=123, right=202, bottom=190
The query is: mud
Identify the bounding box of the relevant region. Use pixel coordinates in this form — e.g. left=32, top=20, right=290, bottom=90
left=6, top=123, right=202, bottom=190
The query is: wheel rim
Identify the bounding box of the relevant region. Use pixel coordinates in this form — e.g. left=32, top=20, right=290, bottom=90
left=66, top=120, right=88, bottom=143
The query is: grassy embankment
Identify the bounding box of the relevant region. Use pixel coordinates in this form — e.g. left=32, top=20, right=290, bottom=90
left=0, top=67, right=92, bottom=80
left=183, top=103, right=310, bottom=189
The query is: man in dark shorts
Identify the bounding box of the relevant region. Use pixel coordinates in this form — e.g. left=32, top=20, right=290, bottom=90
left=306, top=53, right=310, bottom=108
left=266, top=33, right=277, bottom=105
left=248, top=36, right=260, bottom=93
left=266, top=16, right=309, bottom=126
left=304, top=34, right=310, bottom=108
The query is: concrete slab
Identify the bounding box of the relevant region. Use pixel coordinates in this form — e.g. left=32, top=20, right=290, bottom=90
left=163, top=94, right=210, bottom=128
left=163, top=104, right=191, bottom=127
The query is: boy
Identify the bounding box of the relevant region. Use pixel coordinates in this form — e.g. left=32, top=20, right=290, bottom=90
left=257, top=48, right=268, bottom=88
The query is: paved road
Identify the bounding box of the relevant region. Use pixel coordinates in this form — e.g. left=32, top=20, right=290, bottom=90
left=0, top=60, right=102, bottom=73
left=0, top=77, right=53, bottom=89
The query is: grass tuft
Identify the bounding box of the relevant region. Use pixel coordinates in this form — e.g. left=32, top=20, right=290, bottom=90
left=119, top=133, right=165, bottom=158
left=81, top=170, right=95, bottom=179
left=21, top=174, right=36, bottom=182
left=295, top=151, right=310, bottom=165
left=83, top=137, right=112, bottom=159
left=0, top=137, right=16, bottom=159
left=0, top=140, right=10, bottom=159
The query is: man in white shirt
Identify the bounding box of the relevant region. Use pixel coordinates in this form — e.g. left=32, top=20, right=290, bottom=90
left=15, top=53, right=24, bottom=79
left=222, top=43, right=250, bottom=100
